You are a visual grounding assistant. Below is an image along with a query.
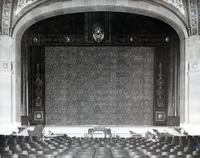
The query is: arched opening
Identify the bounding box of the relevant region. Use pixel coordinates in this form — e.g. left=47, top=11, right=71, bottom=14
left=12, top=1, right=188, bottom=127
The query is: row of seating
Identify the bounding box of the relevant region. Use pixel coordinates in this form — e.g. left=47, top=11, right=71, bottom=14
left=0, top=134, right=200, bottom=158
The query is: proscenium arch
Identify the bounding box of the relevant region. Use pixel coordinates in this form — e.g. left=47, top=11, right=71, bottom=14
left=13, top=0, right=188, bottom=40
left=12, top=0, right=188, bottom=124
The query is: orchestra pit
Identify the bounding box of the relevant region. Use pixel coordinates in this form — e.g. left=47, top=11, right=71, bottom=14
left=1, top=0, right=200, bottom=158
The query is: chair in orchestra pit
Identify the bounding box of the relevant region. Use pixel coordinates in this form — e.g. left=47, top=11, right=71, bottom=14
left=153, top=129, right=170, bottom=141
left=27, top=124, right=44, bottom=138
left=129, top=130, right=142, bottom=138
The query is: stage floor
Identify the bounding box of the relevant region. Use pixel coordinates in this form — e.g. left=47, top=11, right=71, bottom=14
left=17, top=125, right=184, bottom=137
left=2, top=124, right=200, bottom=136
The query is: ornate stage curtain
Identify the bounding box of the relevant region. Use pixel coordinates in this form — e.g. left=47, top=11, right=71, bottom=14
left=45, top=47, right=154, bottom=125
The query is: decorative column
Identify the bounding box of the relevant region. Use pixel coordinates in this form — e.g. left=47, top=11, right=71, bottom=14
left=0, top=36, right=15, bottom=128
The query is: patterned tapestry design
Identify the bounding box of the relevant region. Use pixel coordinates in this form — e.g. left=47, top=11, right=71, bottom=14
left=45, top=47, right=154, bottom=125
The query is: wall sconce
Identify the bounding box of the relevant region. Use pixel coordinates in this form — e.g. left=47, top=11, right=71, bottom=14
left=165, top=36, right=170, bottom=43
left=65, top=36, right=70, bottom=43
left=129, top=36, right=134, bottom=43
left=33, top=36, right=38, bottom=43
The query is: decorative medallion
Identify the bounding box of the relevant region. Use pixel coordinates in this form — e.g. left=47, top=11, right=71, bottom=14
left=92, top=25, right=105, bottom=43
left=0, top=61, right=10, bottom=71
left=33, top=111, right=44, bottom=121
left=156, top=111, right=166, bottom=121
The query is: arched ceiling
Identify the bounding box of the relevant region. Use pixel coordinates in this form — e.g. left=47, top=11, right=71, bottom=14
left=0, top=0, right=199, bottom=36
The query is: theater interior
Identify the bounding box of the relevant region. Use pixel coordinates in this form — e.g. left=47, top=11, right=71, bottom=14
left=1, top=0, right=200, bottom=157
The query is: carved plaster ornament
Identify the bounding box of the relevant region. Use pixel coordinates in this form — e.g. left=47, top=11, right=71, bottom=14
left=92, top=26, right=105, bottom=43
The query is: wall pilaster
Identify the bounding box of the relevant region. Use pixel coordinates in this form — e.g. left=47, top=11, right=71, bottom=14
left=0, top=35, right=18, bottom=133
left=185, top=35, right=200, bottom=127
